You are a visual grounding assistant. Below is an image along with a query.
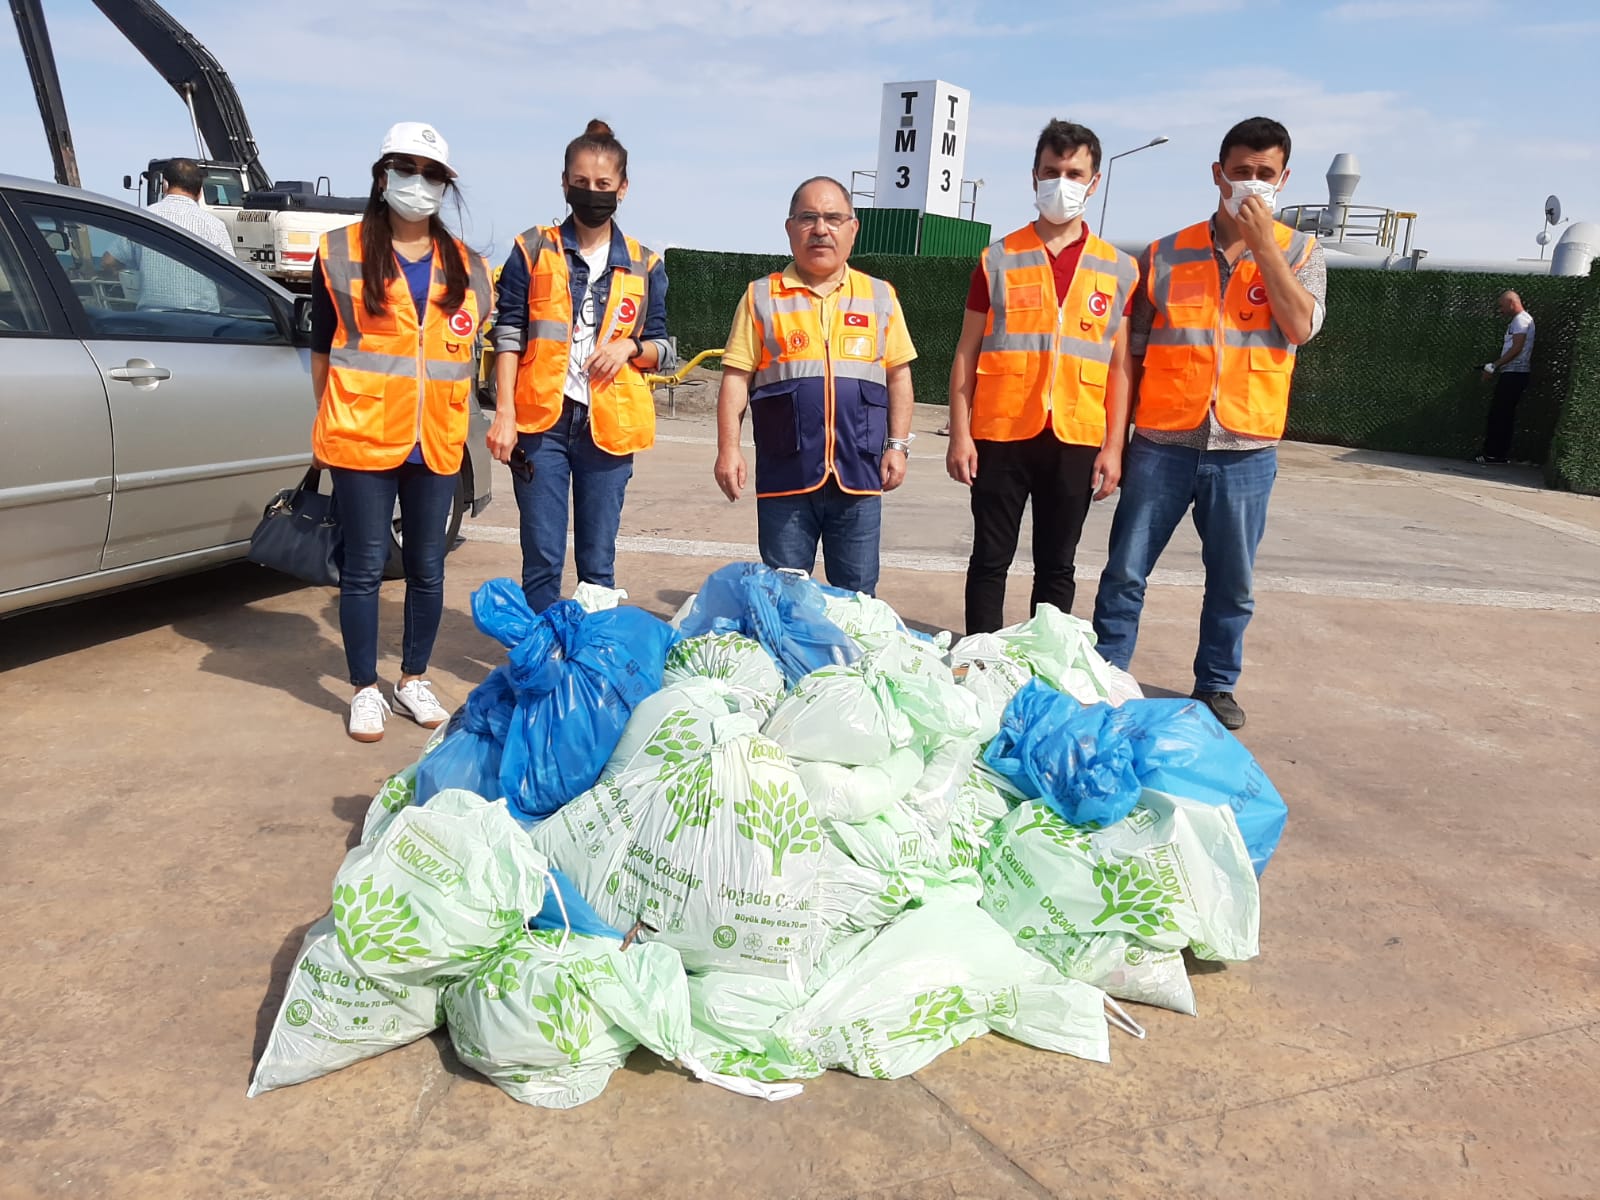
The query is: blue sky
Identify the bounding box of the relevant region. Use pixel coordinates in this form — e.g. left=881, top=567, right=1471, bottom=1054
left=4, top=0, right=1597, bottom=265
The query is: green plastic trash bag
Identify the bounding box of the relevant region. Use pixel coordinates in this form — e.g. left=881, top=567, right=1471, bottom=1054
left=796, top=747, right=924, bottom=823
left=332, top=789, right=550, bottom=987
left=442, top=930, right=684, bottom=1109
left=604, top=677, right=746, bottom=778
left=951, top=603, right=1138, bottom=725
left=814, top=842, right=924, bottom=936
left=980, top=793, right=1258, bottom=965
left=764, top=637, right=987, bottom=768
left=532, top=715, right=827, bottom=983
left=771, top=897, right=1109, bottom=1078
left=248, top=915, right=442, bottom=1097
left=662, top=632, right=786, bottom=719
left=1010, top=925, right=1197, bottom=1016
left=361, top=762, right=420, bottom=846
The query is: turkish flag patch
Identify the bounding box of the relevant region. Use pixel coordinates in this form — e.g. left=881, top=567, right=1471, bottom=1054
left=843, top=312, right=870, bottom=327
left=448, top=309, right=474, bottom=337
left=617, top=297, right=638, bottom=324
left=1087, top=292, right=1110, bottom=318
left=1247, top=282, right=1269, bottom=306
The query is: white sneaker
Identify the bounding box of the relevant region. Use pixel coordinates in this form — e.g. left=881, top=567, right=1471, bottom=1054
left=348, top=685, right=391, bottom=743
left=393, top=678, right=450, bottom=729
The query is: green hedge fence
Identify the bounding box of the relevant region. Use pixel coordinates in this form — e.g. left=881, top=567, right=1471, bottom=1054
left=665, top=248, right=1599, bottom=494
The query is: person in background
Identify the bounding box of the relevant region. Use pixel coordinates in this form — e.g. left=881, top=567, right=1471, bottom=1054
left=487, top=119, right=671, bottom=613
left=946, top=119, right=1138, bottom=635
left=310, top=122, right=493, bottom=742
left=1093, top=117, right=1326, bottom=731
left=1476, top=290, right=1535, bottom=465
left=101, top=157, right=236, bottom=311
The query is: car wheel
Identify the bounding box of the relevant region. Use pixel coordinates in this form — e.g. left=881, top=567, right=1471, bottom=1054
left=383, top=474, right=467, bottom=580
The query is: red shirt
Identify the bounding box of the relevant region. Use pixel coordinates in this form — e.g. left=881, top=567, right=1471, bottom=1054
left=966, top=224, right=1134, bottom=315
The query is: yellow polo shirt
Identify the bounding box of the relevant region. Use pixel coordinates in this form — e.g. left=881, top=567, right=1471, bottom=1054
left=722, top=263, right=918, bottom=372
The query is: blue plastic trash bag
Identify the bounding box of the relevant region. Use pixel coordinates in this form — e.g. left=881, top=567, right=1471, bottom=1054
left=676, top=563, right=857, bottom=685
left=1117, top=699, right=1288, bottom=875
left=983, top=679, right=1143, bottom=828
left=415, top=665, right=516, bottom=804
left=472, top=580, right=679, bottom=821
left=529, top=866, right=625, bottom=940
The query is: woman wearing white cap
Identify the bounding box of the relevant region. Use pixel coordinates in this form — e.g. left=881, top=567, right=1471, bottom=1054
left=309, top=122, right=494, bottom=742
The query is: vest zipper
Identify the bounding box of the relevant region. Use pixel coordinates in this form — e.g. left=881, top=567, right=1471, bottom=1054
left=823, top=303, right=836, bottom=484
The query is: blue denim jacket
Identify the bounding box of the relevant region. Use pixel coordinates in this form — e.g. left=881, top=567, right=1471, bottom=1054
left=491, top=216, right=671, bottom=367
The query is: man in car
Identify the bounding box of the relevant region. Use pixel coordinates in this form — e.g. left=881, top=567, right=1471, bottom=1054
left=101, top=158, right=234, bottom=311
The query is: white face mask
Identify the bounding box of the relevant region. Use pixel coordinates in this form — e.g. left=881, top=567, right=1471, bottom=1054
left=384, top=169, right=446, bottom=220
left=1035, top=176, right=1091, bottom=224
left=1223, top=176, right=1279, bottom=217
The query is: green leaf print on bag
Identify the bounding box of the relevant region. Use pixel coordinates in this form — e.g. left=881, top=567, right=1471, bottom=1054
left=885, top=987, right=978, bottom=1043
left=642, top=710, right=707, bottom=774
left=662, top=757, right=721, bottom=843
left=332, top=878, right=426, bottom=966
left=733, top=778, right=823, bottom=876
left=527, top=972, right=596, bottom=1065
left=1090, top=858, right=1181, bottom=940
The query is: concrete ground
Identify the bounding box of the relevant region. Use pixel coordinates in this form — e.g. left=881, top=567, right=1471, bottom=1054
left=3, top=401, right=1598, bottom=1200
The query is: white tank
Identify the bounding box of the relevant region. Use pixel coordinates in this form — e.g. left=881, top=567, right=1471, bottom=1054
left=1552, top=221, right=1598, bottom=277
left=1323, top=153, right=1361, bottom=238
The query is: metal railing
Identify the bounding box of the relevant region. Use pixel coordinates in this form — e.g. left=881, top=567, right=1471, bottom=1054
left=1278, top=203, right=1419, bottom=256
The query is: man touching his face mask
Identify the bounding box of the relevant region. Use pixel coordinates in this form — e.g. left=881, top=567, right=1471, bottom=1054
left=946, top=119, right=1139, bottom=635
left=1092, top=117, right=1326, bottom=731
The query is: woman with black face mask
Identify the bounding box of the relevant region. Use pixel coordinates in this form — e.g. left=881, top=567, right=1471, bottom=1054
left=488, top=118, right=672, bottom=613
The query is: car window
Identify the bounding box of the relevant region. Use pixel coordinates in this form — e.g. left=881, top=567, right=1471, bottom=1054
left=19, top=200, right=285, bottom=345
left=0, top=222, right=50, bottom=335
left=202, top=169, right=246, bottom=207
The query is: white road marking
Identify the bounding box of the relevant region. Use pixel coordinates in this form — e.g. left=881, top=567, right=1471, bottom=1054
left=460, top=526, right=1600, bottom=612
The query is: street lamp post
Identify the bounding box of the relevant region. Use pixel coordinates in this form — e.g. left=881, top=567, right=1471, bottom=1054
left=1097, top=135, right=1169, bottom=239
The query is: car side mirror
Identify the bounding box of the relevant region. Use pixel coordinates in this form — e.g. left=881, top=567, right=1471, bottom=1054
left=292, top=295, right=314, bottom=346
left=123, top=174, right=133, bottom=190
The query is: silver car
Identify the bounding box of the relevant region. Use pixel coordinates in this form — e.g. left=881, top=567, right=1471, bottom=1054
left=0, top=174, right=494, bottom=618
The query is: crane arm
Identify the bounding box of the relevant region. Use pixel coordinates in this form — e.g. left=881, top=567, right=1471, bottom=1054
left=9, top=0, right=81, bottom=187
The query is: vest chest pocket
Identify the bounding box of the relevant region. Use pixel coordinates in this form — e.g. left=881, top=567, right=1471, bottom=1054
left=750, top=382, right=801, bottom=456
left=1005, top=282, right=1045, bottom=312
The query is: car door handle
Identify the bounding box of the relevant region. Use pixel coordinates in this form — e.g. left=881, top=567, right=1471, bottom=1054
left=107, top=362, right=172, bottom=382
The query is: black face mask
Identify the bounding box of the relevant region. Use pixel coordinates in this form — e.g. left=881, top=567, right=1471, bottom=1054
left=566, top=185, right=619, bottom=228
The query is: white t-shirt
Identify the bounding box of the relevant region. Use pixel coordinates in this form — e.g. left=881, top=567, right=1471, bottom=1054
left=1502, top=310, right=1535, bottom=373
left=564, top=244, right=613, bottom=406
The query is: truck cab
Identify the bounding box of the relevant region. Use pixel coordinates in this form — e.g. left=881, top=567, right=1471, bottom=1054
left=137, top=158, right=362, bottom=293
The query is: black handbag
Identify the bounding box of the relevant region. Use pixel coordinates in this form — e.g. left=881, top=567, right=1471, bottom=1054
left=248, top=467, right=343, bottom=586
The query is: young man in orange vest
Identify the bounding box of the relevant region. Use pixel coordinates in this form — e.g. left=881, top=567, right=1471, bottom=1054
left=1092, top=117, right=1326, bottom=730
left=714, top=176, right=917, bottom=595
left=946, top=119, right=1139, bottom=634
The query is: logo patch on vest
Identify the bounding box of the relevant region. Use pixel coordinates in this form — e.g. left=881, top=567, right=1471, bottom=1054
left=786, top=330, right=811, bottom=353
left=1087, top=292, right=1111, bottom=318
left=843, top=312, right=870, bottom=328
left=617, top=297, right=638, bottom=324
left=448, top=309, right=475, bottom=337
left=1247, top=282, right=1269, bottom=306
left=841, top=335, right=874, bottom=360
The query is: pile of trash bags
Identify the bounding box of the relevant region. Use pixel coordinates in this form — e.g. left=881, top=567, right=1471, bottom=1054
left=253, top=564, right=1288, bottom=1108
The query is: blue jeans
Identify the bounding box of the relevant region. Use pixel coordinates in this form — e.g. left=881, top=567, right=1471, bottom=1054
left=1092, top=436, right=1277, bottom=692
left=512, top=398, right=634, bottom=613
left=756, top=479, right=882, bottom=594
left=331, top=462, right=458, bottom=688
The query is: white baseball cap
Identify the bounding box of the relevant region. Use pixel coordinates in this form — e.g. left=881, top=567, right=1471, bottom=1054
left=379, top=122, right=456, bottom=177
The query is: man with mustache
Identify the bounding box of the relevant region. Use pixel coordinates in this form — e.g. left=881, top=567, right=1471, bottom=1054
left=714, top=177, right=917, bottom=595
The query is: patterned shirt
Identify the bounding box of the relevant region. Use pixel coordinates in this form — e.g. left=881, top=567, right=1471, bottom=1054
left=108, top=194, right=238, bottom=313
left=1129, top=218, right=1327, bottom=451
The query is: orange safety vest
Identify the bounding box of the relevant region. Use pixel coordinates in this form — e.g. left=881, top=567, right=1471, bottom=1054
left=1137, top=219, right=1316, bottom=439
left=311, top=223, right=493, bottom=474
left=508, top=224, right=659, bottom=455
left=746, top=267, right=899, bottom=498
left=972, top=224, right=1139, bottom=446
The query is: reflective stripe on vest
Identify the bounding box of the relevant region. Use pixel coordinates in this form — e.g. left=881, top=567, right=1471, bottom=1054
left=509, top=224, right=659, bottom=455
left=1137, top=219, right=1314, bottom=439
left=973, top=225, right=1139, bottom=446
left=748, top=268, right=896, bottom=498
left=311, top=222, right=492, bottom=474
